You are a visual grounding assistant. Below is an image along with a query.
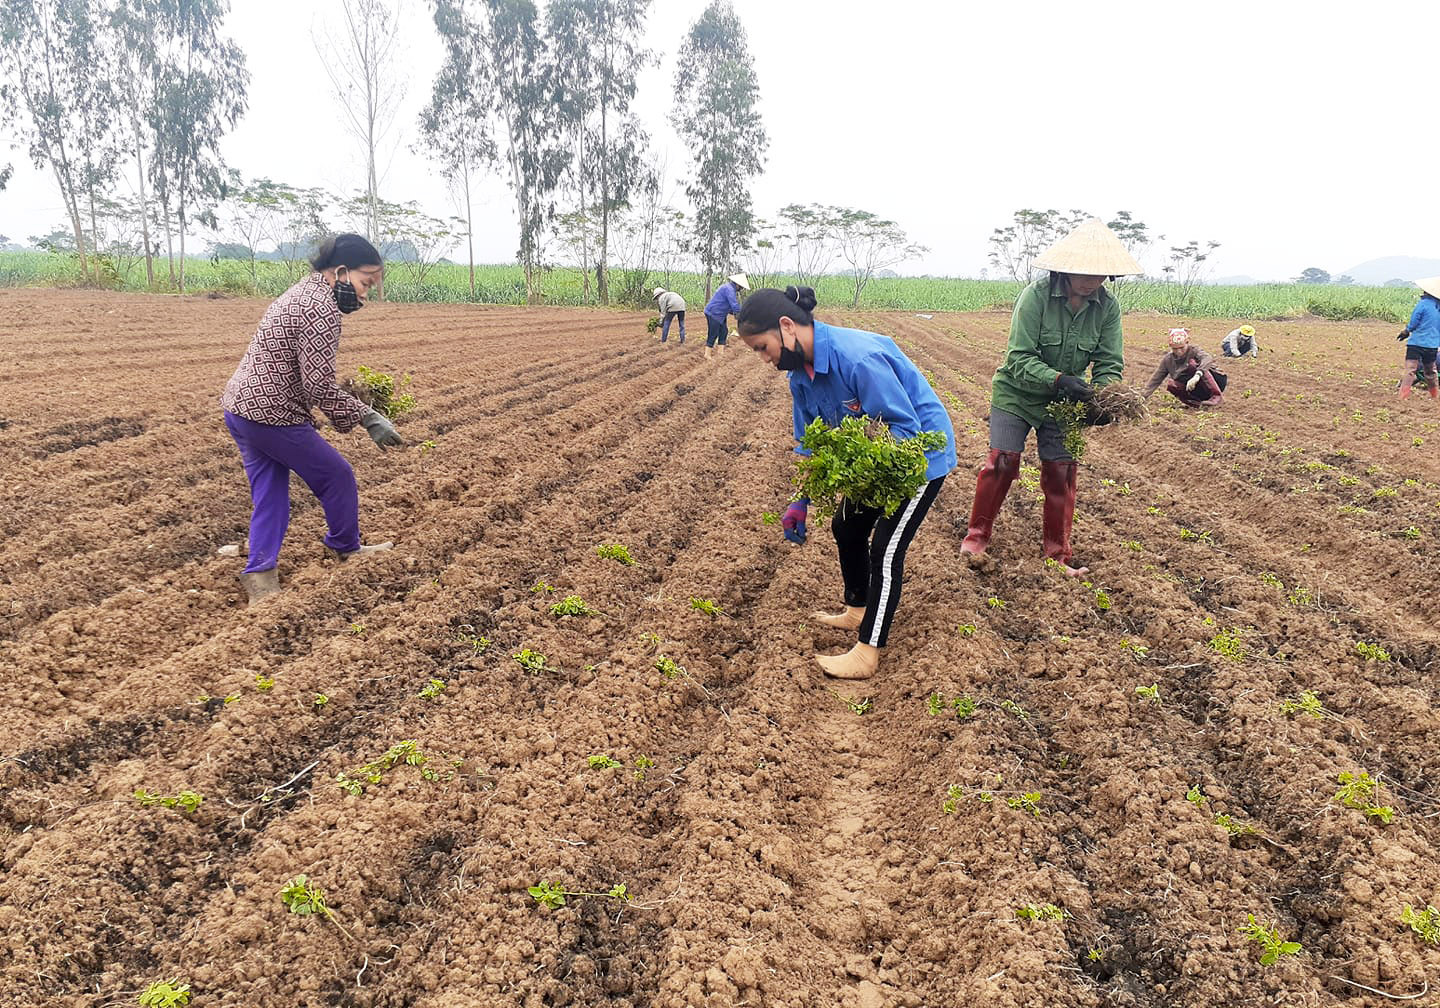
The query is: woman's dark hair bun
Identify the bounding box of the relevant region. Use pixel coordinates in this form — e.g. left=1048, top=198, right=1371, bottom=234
left=784, top=285, right=818, bottom=313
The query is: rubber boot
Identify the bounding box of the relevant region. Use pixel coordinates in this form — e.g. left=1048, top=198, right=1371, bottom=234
left=1430, top=385, right=1438, bottom=400
left=1041, top=460, right=1088, bottom=576
left=961, top=450, right=1021, bottom=560
left=1400, top=361, right=1417, bottom=400
left=239, top=568, right=281, bottom=605
left=704, top=345, right=713, bottom=361
left=327, top=541, right=395, bottom=562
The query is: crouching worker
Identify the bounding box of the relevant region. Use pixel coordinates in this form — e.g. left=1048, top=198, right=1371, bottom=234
left=737, top=286, right=956, bottom=682
left=1222, top=324, right=1258, bottom=358
left=960, top=218, right=1138, bottom=577
left=1144, top=328, right=1226, bottom=408
left=653, top=286, right=687, bottom=343
left=220, top=233, right=403, bottom=605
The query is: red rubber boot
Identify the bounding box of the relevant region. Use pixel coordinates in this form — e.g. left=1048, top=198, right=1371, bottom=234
left=961, top=450, right=1021, bottom=558
left=1041, top=459, right=1088, bottom=576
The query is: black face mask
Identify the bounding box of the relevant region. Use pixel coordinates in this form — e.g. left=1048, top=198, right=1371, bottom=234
left=334, top=269, right=364, bottom=314
left=775, top=333, right=806, bottom=372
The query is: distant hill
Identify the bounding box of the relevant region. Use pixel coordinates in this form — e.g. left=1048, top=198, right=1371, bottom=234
left=1339, top=256, right=1440, bottom=286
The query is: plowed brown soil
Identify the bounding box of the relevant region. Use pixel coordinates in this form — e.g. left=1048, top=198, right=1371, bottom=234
left=2, top=289, right=1438, bottom=1008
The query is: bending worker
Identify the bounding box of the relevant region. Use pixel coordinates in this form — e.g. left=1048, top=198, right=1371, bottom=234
left=653, top=286, right=687, bottom=344
left=220, top=234, right=403, bottom=605
left=703, top=272, right=749, bottom=360
left=959, top=218, right=1138, bottom=577
left=737, top=286, right=955, bottom=682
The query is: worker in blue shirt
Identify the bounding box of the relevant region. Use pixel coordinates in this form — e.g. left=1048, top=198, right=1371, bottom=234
left=1398, top=277, right=1440, bottom=400
left=737, top=286, right=956, bottom=682
left=703, top=272, right=749, bottom=360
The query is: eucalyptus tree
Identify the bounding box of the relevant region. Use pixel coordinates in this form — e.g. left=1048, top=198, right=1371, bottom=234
left=670, top=0, right=765, bottom=297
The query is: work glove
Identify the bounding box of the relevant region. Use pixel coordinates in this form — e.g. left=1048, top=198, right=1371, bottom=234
left=1185, top=373, right=1202, bottom=392
left=359, top=408, right=403, bottom=450
left=1397, top=330, right=1411, bottom=342
left=781, top=499, right=808, bottom=545
left=1054, top=374, right=1094, bottom=402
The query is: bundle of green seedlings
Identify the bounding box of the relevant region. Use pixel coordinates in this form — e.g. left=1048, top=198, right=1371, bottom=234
left=342, top=364, right=417, bottom=420
left=795, top=416, right=947, bottom=522
left=1045, top=383, right=1148, bottom=463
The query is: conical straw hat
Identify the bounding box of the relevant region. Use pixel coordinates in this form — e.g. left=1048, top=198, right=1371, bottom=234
left=1033, top=218, right=1144, bottom=276
left=727, top=273, right=750, bottom=290
left=1416, top=276, right=1440, bottom=299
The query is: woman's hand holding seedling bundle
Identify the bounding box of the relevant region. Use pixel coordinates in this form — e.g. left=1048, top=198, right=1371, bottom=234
left=360, top=409, right=403, bottom=449
left=781, top=499, right=808, bottom=544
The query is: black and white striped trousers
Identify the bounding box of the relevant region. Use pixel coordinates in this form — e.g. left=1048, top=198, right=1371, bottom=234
left=831, top=476, right=945, bottom=648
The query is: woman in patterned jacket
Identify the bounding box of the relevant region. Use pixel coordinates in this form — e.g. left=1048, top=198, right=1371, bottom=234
left=220, top=234, right=403, bottom=604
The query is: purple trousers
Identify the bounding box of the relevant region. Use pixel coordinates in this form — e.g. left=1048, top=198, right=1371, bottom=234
left=223, top=411, right=361, bottom=573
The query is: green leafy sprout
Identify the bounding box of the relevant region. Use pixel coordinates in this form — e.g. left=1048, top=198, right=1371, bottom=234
left=1210, top=628, right=1247, bottom=662
left=418, top=678, right=447, bottom=700
left=1238, top=914, right=1302, bottom=966
left=1401, top=904, right=1440, bottom=945
left=280, top=874, right=355, bottom=942
left=335, top=739, right=455, bottom=796
left=1134, top=683, right=1161, bottom=705
left=134, top=789, right=204, bottom=815
left=551, top=594, right=596, bottom=617
left=528, top=880, right=631, bottom=910
left=926, top=691, right=976, bottom=718
left=512, top=648, right=553, bottom=673
left=1016, top=902, right=1069, bottom=922
left=587, top=754, right=622, bottom=770
left=138, top=979, right=192, bottom=1007
left=830, top=689, right=872, bottom=716
left=689, top=596, right=724, bottom=617
left=1334, top=770, right=1395, bottom=823
left=595, top=543, right=634, bottom=565
left=1278, top=690, right=1323, bottom=719
left=1354, top=640, right=1391, bottom=663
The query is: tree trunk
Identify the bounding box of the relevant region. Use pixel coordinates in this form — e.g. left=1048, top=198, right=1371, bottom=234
left=463, top=152, right=475, bottom=298
left=131, top=101, right=155, bottom=290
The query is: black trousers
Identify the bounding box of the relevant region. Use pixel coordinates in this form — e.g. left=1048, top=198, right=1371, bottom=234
left=831, top=476, right=945, bottom=648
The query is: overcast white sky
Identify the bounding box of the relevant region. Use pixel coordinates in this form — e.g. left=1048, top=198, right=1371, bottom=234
left=2, top=0, right=1437, bottom=280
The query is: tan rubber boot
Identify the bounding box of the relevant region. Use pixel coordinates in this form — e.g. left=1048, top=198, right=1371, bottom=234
left=239, top=568, right=281, bottom=605
left=816, top=642, right=880, bottom=680
left=812, top=606, right=865, bottom=631
left=327, top=541, right=395, bottom=562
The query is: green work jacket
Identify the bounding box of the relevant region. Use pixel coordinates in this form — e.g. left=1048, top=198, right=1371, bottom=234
left=989, top=275, right=1125, bottom=429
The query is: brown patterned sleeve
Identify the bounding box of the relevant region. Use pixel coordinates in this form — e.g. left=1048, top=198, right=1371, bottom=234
left=296, top=305, right=366, bottom=432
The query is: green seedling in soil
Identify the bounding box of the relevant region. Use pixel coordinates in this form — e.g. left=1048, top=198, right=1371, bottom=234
left=418, top=438, right=437, bottom=455
left=1006, top=791, right=1043, bottom=817
left=927, top=692, right=977, bottom=718
left=999, top=699, right=1030, bottom=723
left=348, top=621, right=366, bottom=636
left=312, top=693, right=329, bottom=708
left=829, top=689, right=872, bottom=716
left=1178, top=527, right=1214, bottom=544
left=336, top=739, right=454, bottom=796
left=794, top=415, right=947, bottom=521
left=1286, top=585, right=1314, bottom=607
left=280, top=874, right=355, bottom=941
left=134, top=789, right=204, bottom=814
left=1399, top=526, right=1422, bottom=539
left=1401, top=904, right=1440, bottom=945
left=633, top=755, right=656, bottom=782
left=1238, top=914, right=1302, bottom=966
left=418, top=678, right=446, bottom=700
left=595, top=543, right=635, bottom=565
left=513, top=648, right=553, bottom=673
left=1334, top=770, right=1395, bottom=823
left=551, top=594, right=596, bottom=617
left=654, top=654, right=685, bottom=679
left=528, top=880, right=631, bottom=910
left=986, top=596, right=1007, bottom=609
left=1214, top=813, right=1257, bottom=836
left=1125, top=540, right=1143, bottom=552
left=587, top=754, right=622, bottom=770
left=941, top=784, right=965, bottom=815
left=1093, top=588, right=1113, bottom=611
left=1210, top=628, right=1247, bottom=662
left=957, top=623, right=977, bottom=637
left=1258, top=571, right=1283, bottom=590
left=531, top=580, right=557, bottom=594
left=1121, top=639, right=1150, bottom=660
left=1134, top=683, right=1161, bottom=705
left=1015, top=902, right=1068, bottom=922
left=690, top=596, right=724, bottom=617
left=1279, top=690, right=1323, bottom=719
left=639, top=631, right=662, bottom=650
left=1354, top=640, right=1391, bottom=663
left=760, top=511, right=780, bottom=526
left=254, top=674, right=275, bottom=691
left=138, top=979, right=192, bottom=1007
left=1186, top=785, right=1208, bottom=806
left=1373, top=486, right=1397, bottom=498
